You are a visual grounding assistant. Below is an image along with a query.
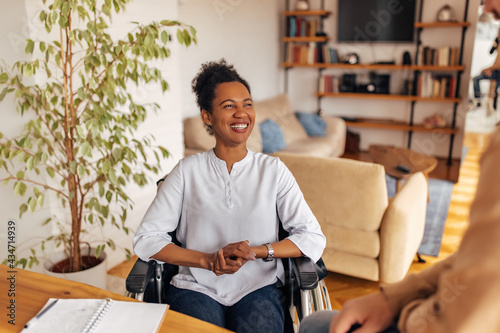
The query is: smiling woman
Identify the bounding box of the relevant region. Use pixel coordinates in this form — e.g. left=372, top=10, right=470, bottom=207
left=201, top=81, right=255, bottom=168
left=133, top=59, right=326, bottom=332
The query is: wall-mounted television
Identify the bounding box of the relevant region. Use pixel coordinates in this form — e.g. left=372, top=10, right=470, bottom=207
left=337, top=0, right=417, bottom=43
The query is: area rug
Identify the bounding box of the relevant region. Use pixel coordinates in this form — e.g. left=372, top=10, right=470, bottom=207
left=386, top=175, right=454, bottom=257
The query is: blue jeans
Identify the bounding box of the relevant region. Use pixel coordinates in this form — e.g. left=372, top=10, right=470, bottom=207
left=166, top=284, right=285, bottom=333
left=298, top=310, right=400, bottom=333
left=473, top=70, right=500, bottom=109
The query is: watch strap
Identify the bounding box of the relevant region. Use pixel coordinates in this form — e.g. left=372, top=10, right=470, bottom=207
left=262, top=243, right=274, bottom=262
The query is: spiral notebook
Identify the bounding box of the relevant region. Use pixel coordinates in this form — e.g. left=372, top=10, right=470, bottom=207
left=21, top=298, right=169, bottom=333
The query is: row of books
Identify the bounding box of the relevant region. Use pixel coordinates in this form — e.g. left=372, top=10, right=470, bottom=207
left=319, top=75, right=340, bottom=94
left=417, top=46, right=460, bottom=67
left=415, top=73, right=456, bottom=99
left=285, top=16, right=319, bottom=37
left=318, top=73, right=456, bottom=98
left=284, top=42, right=340, bottom=64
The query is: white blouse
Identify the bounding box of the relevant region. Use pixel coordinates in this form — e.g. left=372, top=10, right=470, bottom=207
left=133, top=149, right=326, bottom=306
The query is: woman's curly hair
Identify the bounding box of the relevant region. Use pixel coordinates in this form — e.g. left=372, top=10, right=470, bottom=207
left=191, top=59, right=251, bottom=134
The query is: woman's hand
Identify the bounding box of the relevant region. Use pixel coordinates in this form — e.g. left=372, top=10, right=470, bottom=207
left=207, top=249, right=244, bottom=276
left=205, top=241, right=256, bottom=276
left=222, top=240, right=256, bottom=266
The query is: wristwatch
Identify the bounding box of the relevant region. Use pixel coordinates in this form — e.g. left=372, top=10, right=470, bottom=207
left=262, top=243, right=274, bottom=262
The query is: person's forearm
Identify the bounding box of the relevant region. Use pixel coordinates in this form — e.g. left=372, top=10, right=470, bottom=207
left=152, top=243, right=212, bottom=270
left=251, top=239, right=303, bottom=259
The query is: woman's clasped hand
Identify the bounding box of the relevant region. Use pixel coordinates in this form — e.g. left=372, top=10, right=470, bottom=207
left=206, top=240, right=256, bottom=276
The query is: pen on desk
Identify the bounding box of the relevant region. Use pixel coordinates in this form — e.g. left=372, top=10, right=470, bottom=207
left=24, top=298, right=59, bottom=329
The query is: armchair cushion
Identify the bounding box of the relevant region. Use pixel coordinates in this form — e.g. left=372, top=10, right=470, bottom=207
left=295, top=112, right=327, bottom=137
left=260, top=119, right=286, bottom=153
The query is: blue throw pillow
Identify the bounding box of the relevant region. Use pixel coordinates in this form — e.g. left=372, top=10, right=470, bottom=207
left=259, top=119, right=286, bottom=154
left=295, top=112, right=327, bottom=137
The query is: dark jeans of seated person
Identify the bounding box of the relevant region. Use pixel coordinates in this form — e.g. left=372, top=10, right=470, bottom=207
left=166, top=284, right=285, bottom=333
left=299, top=310, right=400, bottom=333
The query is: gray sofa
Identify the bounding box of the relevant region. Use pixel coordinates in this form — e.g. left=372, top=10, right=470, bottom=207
left=183, top=93, right=346, bottom=157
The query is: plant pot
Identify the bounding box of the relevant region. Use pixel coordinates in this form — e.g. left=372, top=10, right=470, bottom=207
left=42, top=248, right=108, bottom=290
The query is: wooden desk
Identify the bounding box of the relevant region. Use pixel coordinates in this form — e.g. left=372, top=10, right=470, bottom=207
left=0, top=265, right=231, bottom=333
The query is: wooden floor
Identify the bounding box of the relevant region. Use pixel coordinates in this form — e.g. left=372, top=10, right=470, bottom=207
left=108, top=132, right=492, bottom=310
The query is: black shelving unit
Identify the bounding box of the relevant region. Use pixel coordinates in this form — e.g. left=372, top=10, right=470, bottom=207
left=412, top=0, right=470, bottom=165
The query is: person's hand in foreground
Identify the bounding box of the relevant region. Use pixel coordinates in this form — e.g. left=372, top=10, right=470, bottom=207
left=329, top=291, right=395, bottom=333
left=208, top=240, right=256, bottom=276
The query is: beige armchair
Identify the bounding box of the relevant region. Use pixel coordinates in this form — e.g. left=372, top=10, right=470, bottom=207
left=276, top=153, right=428, bottom=284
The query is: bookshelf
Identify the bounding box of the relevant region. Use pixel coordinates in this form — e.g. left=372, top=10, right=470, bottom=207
left=281, top=0, right=470, bottom=164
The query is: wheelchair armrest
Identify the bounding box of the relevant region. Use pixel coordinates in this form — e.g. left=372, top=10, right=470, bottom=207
left=291, top=257, right=319, bottom=290
left=125, top=258, right=155, bottom=294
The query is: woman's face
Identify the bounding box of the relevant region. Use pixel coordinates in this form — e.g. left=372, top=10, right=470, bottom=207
left=202, top=81, right=255, bottom=149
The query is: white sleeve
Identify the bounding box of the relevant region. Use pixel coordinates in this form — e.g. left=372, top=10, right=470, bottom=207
left=132, top=161, right=184, bottom=262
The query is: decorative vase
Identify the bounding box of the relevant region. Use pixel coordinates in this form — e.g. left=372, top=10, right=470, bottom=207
left=437, top=5, right=455, bottom=22
left=296, top=0, right=309, bottom=11
left=42, top=248, right=108, bottom=289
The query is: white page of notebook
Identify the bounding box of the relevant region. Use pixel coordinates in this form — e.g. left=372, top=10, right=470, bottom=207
left=94, top=300, right=169, bottom=333
left=22, top=298, right=106, bottom=333
left=21, top=298, right=168, bottom=333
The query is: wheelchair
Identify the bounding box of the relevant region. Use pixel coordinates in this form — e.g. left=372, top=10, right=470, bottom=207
left=126, top=179, right=332, bottom=332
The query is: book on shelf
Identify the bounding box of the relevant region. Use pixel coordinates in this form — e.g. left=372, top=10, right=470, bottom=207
left=319, top=74, right=340, bottom=93
left=418, top=46, right=459, bottom=66
left=284, top=43, right=339, bottom=65
left=415, top=72, right=455, bottom=98
left=21, top=298, right=169, bottom=333
left=286, top=16, right=319, bottom=37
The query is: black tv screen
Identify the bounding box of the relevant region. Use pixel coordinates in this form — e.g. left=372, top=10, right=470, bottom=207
left=338, top=0, right=416, bottom=42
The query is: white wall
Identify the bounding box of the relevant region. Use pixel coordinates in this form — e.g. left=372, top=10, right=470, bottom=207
left=0, top=0, right=54, bottom=271
left=178, top=0, right=283, bottom=117
left=0, top=0, right=184, bottom=270
left=284, top=0, right=481, bottom=159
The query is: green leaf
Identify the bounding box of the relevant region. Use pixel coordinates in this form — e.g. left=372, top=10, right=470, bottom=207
left=19, top=204, right=28, bottom=217
left=108, top=168, right=117, bottom=184
left=16, top=171, right=25, bottom=179
left=80, top=141, right=91, bottom=157
left=176, top=29, right=184, bottom=44
left=0, top=72, right=8, bottom=83
left=77, top=164, right=85, bottom=177
left=161, top=30, right=168, bottom=44
left=112, top=148, right=121, bottom=160
left=190, top=26, right=197, bottom=43
left=37, top=194, right=45, bottom=208
left=183, top=29, right=191, bottom=47
left=105, top=191, right=112, bottom=203
left=46, top=167, right=55, bottom=178
left=25, top=39, right=35, bottom=54
left=28, top=197, right=37, bottom=212
left=76, top=125, right=86, bottom=139
left=102, top=160, right=111, bottom=174
left=160, top=20, right=180, bottom=26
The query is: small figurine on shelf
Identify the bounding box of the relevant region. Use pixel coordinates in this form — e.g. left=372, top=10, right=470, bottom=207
left=296, top=0, right=309, bottom=11
left=423, top=113, right=447, bottom=128
left=437, top=4, right=456, bottom=22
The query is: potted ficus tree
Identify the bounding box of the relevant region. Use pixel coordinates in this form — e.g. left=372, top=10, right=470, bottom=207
left=0, top=0, right=196, bottom=282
